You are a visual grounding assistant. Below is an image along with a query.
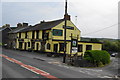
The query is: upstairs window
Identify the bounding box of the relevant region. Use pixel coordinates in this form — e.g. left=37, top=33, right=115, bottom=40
left=36, top=30, right=39, bottom=39
left=52, top=29, right=63, bottom=36
left=25, top=32, right=27, bottom=38
left=32, top=31, right=35, bottom=39
left=19, top=33, right=21, bottom=38
left=86, top=45, right=92, bottom=50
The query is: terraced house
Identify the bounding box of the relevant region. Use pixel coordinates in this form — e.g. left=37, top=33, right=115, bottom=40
left=16, top=14, right=102, bottom=56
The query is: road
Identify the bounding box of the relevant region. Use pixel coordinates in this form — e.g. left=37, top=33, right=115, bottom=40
left=1, top=48, right=119, bottom=80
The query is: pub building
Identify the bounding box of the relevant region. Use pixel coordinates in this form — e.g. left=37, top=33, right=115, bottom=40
left=16, top=13, right=102, bottom=57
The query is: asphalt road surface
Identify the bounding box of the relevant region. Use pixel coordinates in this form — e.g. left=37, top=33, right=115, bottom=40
left=1, top=48, right=119, bottom=80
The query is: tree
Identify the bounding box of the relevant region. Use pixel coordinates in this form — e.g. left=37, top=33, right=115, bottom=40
left=90, top=38, right=99, bottom=42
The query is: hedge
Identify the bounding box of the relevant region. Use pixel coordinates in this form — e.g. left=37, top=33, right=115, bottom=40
left=84, top=50, right=110, bottom=67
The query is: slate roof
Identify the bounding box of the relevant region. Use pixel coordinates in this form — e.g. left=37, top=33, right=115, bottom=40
left=0, top=27, right=12, bottom=32
left=18, top=19, right=64, bottom=32
left=8, top=26, right=29, bottom=33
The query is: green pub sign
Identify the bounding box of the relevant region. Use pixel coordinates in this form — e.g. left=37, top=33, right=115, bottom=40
left=52, top=29, right=63, bottom=36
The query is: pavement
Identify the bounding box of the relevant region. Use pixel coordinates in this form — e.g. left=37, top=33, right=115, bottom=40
left=1, top=48, right=119, bottom=79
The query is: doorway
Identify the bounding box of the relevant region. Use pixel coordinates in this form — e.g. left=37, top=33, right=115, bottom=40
left=32, top=42, right=35, bottom=50
left=24, top=42, right=27, bottom=50
left=54, top=44, right=58, bottom=52
left=36, top=43, right=39, bottom=51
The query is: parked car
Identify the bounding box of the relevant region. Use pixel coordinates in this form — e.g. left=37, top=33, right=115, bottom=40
left=111, top=53, right=118, bottom=57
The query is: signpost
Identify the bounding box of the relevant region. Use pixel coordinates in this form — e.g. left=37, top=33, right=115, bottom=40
left=63, top=0, right=67, bottom=63
left=71, top=39, right=78, bottom=53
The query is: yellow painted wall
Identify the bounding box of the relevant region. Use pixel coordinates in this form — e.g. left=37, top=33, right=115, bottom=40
left=33, top=42, right=41, bottom=51
left=27, top=31, right=32, bottom=39
left=39, top=31, right=42, bottom=39
left=52, top=20, right=81, bottom=40
left=21, top=32, right=25, bottom=38
left=16, top=39, right=19, bottom=49
left=45, top=40, right=71, bottom=55
left=78, top=42, right=102, bottom=56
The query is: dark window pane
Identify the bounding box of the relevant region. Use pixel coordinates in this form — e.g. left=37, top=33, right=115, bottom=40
left=78, top=45, right=83, bottom=52
left=32, top=31, right=35, bottom=39
left=47, top=43, right=50, bottom=50
left=36, top=31, right=39, bottom=39
left=86, top=45, right=92, bottom=50
left=28, top=42, right=30, bottom=47
left=19, top=33, right=21, bottom=38
left=25, top=32, right=27, bottom=38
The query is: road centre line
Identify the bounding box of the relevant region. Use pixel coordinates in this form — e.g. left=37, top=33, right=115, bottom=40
left=1, top=54, right=61, bottom=80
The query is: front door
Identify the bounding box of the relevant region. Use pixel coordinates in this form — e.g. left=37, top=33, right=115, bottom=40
left=32, top=42, right=35, bottom=50
left=24, top=42, right=27, bottom=50
left=36, top=43, right=39, bottom=51
left=54, top=44, right=58, bottom=53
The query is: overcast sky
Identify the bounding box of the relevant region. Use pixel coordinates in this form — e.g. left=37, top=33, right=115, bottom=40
left=0, top=0, right=119, bottom=39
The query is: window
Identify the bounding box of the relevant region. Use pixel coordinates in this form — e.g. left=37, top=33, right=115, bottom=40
left=78, top=45, right=83, bottom=52
left=28, top=42, right=30, bottom=47
left=52, top=29, right=63, bottom=36
left=86, top=45, right=92, bottom=50
left=19, top=33, right=21, bottom=38
left=25, top=32, right=27, bottom=38
left=44, top=33, right=49, bottom=40
left=59, top=43, right=64, bottom=51
left=47, top=43, right=50, bottom=50
left=32, top=31, right=35, bottom=39
left=36, top=31, right=39, bottom=39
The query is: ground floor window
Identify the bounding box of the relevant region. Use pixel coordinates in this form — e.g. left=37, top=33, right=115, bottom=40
left=19, top=42, right=22, bottom=49
left=86, top=45, right=92, bottom=50
left=78, top=44, right=83, bottom=52
left=47, top=43, right=50, bottom=50
left=59, top=43, right=64, bottom=51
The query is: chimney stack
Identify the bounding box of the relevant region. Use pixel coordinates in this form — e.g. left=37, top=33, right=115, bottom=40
left=64, top=13, right=71, bottom=20
left=23, top=23, right=28, bottom=27
left=17, top=23, right=22, bottom=27
left=40, top=20, right=45, bottom=23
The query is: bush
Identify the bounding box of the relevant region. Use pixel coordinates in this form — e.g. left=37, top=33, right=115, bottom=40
left=84, top=50, right=110, bottom=67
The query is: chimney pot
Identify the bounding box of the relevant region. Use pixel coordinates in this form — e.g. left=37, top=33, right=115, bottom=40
left=23, top=23, right=28, bottom=27
left=17, top=23, right=22, bottom=27
left=64, top=14, right=71, bottom=20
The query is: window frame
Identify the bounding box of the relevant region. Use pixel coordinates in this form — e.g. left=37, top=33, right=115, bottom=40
left=78, top=44, right=83, bottom=52
left=86, top=45, right=92, bottom=50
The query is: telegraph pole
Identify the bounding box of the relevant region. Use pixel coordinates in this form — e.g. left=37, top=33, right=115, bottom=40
left=63, top=0, right=67, bottom=63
